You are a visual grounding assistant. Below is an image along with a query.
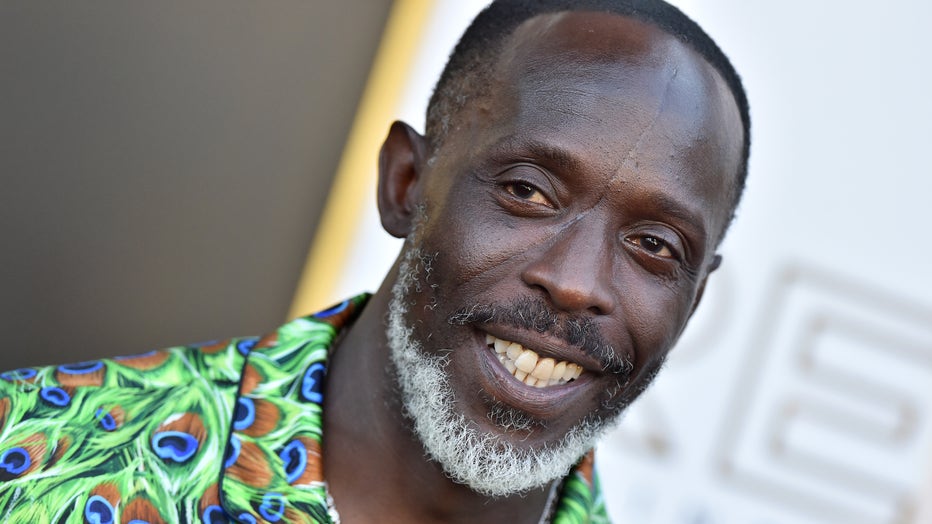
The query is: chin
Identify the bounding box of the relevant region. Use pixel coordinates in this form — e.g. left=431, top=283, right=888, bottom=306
left=386, top=247, right=623, bottom=497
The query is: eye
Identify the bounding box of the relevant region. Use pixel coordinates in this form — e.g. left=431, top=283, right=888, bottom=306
left=504, top=181, right=552, bottom=207
left=628, top=235, right=676, bottom=259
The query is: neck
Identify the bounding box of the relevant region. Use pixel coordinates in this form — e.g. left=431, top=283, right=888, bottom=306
left=322, top=263, right=555, bottom=524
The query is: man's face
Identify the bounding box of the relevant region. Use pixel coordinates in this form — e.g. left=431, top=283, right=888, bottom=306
left=388, top=12, right=743, bottom=493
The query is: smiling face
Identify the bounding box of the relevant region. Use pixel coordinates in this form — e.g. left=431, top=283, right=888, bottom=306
left=380, top=11, right=743, bottom=495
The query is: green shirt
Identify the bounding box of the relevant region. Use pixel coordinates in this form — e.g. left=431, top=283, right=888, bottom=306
left=0, top=295, right=609, bottom=523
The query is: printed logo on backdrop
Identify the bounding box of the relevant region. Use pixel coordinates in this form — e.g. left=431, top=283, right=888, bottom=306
left=714, top=264, right=932, bottom=524
left=600, top=262, right=932, bottom=524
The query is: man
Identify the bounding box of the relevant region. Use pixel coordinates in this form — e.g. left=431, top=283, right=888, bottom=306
left=0, top=0, right=749, bottom=522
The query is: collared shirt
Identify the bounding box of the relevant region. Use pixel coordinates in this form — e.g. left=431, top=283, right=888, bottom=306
left=0, top=295, right=609, bottom=523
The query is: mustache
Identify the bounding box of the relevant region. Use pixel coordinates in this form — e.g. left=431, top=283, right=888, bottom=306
left=447, top=296, right=633, bottom=376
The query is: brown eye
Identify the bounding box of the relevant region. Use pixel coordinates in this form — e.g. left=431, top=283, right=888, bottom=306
left=511, top=183, right=535, bottom=199
left=505, top=182, right=550, bottom=206
left=632, top=236, right=674, bottom=258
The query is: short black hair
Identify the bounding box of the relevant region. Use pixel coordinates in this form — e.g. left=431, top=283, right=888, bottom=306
left=426, top=0, right=751, bottom=230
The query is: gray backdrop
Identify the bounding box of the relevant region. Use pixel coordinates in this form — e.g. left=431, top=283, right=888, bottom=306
left=0, top=1, right=392, bottom=368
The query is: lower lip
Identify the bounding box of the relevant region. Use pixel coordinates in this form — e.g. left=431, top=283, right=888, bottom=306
left=472, top=336, right=595, bottom=420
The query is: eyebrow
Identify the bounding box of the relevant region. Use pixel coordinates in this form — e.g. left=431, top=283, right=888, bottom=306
left=486, top=135, right=584, bottom=175
left=645, top=192, right=708, bottom=243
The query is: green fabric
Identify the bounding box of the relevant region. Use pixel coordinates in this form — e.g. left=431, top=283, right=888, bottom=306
left=0, top=295, right=609, bottom=523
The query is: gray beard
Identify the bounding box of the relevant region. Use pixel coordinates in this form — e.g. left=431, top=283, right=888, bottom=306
left=386, top=245, right=623, bottom=497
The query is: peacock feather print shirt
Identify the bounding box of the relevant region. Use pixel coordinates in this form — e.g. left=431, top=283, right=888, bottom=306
left=0, top=295, right=609, bottom=523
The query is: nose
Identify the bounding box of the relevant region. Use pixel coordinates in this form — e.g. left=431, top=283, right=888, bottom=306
left=520, top=221, right=617, bottom=315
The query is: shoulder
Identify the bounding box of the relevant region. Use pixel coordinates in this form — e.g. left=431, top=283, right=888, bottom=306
left=0, top=338, right=255, bottom=521
left=1, top=336, right=252, bottom=391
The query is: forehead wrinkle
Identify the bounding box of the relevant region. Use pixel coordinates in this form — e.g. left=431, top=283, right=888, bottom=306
left=530, top=86, right=608, bottom=126
left=606, top=64, right=679, bottom=189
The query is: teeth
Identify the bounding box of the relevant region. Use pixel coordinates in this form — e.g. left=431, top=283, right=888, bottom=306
left=514, top=350, right=538, bottom=373
left=485, top=334, right=585, bottom=387
left=561, top=364, right=573, bottom=381
left=531, top=357, right=555, bottom=381
left=562, top=363, right=582, bottom=381
left=552, top=361, right=567, bottom=382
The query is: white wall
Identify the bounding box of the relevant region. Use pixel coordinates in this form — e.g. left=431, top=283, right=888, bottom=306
left=333, top=2, right=932, bottom=522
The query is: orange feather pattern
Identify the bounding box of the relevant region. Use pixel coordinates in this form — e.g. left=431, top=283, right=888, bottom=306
left=241, top=398, right=280, bottom=438
left=90, top=482, right=121, bottom=511
left=121, top=496, right=165, bottom=524
left=199, top=339, right=232, bottom=355
left=291, top=436, right=324, bottom=485
left=226, top=440, right=273, bottom=487
left=239, top=364, right=263, bottom=395
left=156, top=412, right=206, bottom=445
left=55, top=368, right=104, bottom=387
left=47, top=436, right=71, bottom=468
left=114, top=351, right=170, bottom=370
left=198, top=482, right=221, bottom=515
left=0, top=397, right=10, bottom=431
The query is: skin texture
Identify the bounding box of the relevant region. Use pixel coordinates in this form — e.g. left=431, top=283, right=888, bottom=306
left=323, top=11, right=743, bottom=524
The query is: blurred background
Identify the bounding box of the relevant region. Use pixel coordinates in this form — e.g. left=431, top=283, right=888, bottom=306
left=0, top=0, right=392, bottom=366
left=1, top=1, right=930, bottom=522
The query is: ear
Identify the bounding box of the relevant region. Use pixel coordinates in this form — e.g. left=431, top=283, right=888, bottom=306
left=688, top=254, right=722, bottom=318
left=377, top=121, right=429, bottom=238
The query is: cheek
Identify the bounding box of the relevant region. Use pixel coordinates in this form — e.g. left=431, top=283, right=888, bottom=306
left=618, top=279, right=694, bottom=369
left=426, top=206, right=537, bottom=291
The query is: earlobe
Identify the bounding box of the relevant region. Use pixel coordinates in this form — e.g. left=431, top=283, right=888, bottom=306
left=708, top=254, right=722, bottom=272
left=377, top=121, right=428, bottom=238
left=689, top=254, right=722, bottom=318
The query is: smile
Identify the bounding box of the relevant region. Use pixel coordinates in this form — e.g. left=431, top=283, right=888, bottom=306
left=485, top=334, right=583, bottom=388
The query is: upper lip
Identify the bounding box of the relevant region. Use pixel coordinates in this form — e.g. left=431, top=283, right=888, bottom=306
left=479, top=324, right=606, bottom=374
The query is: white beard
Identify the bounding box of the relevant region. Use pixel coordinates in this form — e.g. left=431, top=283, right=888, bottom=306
left=386, top=245, right=621, bottom=497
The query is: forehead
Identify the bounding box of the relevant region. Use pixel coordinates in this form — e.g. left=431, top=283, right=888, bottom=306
left=451, top=11, right=743, bottom=238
